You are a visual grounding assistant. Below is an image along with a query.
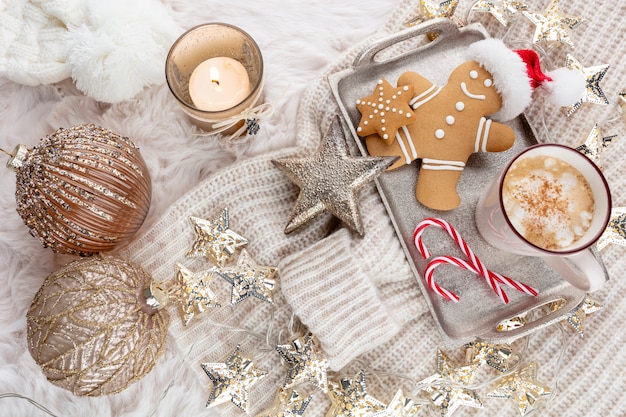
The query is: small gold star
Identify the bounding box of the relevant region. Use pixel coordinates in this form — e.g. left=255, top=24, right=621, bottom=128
left=487, top=363, right=552, bottom=416
left=522, top=0, right=584, bottom=48
left=171, top=262, right=220, bottom=326
left=406, top=0, right=460, bottom=29
left=418, top=350, right=483, bottom=417
left=186, top=208, right=248, bottom=267
left=564, top=297, right=603, bottom=336
left=471, top=1, right=528, bottom=26
left=276, top=333, right=329, bottom=392
left=257, top=387, right=313, bottom=417
left=215, top=249, right=277, bottom=305
left=596, top=207, right=626, bottom=250
left=272, top=116, right=397, bottom=236
left=382, top=389, right=423, bottom=417
left=201, top=345, right=267, bottom=412
left=465, top=340, right=513, bottom=373
left=326, top=370, right=386, bottom=417
left=564, top=54, right=610, bottom=117
left=576, top=124, right=617, bottom=169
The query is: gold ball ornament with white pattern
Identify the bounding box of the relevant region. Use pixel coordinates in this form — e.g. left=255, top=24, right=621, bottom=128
left=26, top=255, right=170, bottom=396
left=6, top=124, right=151, bottom=256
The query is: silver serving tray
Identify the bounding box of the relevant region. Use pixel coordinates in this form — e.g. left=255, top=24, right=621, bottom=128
left=328, top=19, right=608, bottom=348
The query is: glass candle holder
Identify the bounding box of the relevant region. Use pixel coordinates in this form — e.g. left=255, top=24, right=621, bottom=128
left=165, top=23, right=264, bottom=135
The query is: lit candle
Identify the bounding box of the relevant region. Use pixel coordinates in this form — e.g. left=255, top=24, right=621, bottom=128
left=188, top=57, right=250, bottom=111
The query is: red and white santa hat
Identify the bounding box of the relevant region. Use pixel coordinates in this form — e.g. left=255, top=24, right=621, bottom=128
left=466, top=38, right=585, bottom=122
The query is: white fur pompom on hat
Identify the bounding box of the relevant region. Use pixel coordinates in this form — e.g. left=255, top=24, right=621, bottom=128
left=467, top=38, right=585, bottom=122
left=66, top=0, right=182, bottom=103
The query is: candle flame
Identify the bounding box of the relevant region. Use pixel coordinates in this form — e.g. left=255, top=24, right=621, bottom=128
left=210, top=66, right=220, bottom=86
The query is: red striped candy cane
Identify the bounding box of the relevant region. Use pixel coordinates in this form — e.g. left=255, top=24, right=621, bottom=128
left=413, top=217, right=538, bottom=303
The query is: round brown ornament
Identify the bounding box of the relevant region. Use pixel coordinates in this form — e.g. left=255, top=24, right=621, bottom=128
left=7, top=124, right=151, bottom=256
left=26, top=255, right=170, bottom=396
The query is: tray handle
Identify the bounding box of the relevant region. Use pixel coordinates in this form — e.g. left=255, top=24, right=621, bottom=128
left=352, top=18, right=461, bottom=69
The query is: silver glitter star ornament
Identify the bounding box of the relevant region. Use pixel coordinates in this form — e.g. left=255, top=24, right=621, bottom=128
left=487, top=362, right=552, bottom=415
left=272, top=116, right=397, bottom=236
left=201, top=345, right=268, bottom=412
left=276, top=333, right=329, bottom=392
left=186, top=208, right=248, bottom=267
left=215, top=249, right=277, bottom=305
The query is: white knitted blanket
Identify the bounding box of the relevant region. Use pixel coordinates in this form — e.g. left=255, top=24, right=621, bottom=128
left=1, top=1, right=625, bottom=417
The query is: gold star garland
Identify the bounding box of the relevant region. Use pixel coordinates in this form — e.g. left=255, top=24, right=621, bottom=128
left=326, top=370, right=386, bottom=417
left=576, top=124, right=617, bottom=169
left=465, top=341, right=514, bottom=373
left=596, top=207, right=626, bottom=250
left=256, top=387, right=313, bottom=417
left=201, top=345, right=268, bottom=412
left=564, top=54, right=610, bottom=117
left=186, top=208, right=249, bottom=267
left=471, top=0, right=528, bottom=27
left=405, top=0, right=462, bottom=40
left=564, top=297, right=603, bottom=336
left=276, top=333, right=329, bottom=392
left=170, top=262, right=220, bottom=326
left=522, top=0, right=585, bottom=48
left=215, top=249, right=277, bottom=305
left=418, top=350, right=484, bottom=417
left=487, top=363, right=552, bottom=416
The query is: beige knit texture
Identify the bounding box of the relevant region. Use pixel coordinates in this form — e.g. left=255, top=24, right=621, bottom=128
left=123, top=0, right=626, bottom=416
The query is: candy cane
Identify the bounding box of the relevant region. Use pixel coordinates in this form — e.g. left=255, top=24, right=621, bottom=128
left=413, top=217, right=538, bottom=303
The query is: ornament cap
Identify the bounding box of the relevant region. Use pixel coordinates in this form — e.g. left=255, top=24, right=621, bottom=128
left=143, top=281, right=170, bottom=311
left=6, top=144, right=28, bottom=171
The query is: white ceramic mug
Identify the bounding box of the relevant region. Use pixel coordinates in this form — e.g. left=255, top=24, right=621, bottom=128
left=475, top=144, right=611, bottom=292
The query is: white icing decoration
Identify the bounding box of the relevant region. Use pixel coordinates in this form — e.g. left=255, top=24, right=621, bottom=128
left=484, top=79, right=493, bottom=87
left=381, top=127, right=386, bottom=132
left=435, top=129, right=445, bottom=139
left=356, top=99, right=361, bottom=105
left=456, top=101, right=465, bottom=111
left=357, top=126, right=362, bottom=132
left=470, top=70, right=478, bottom=79
left=461, top=82, right=486, bottom=100
left=363, top=120, right=368, bottom=125
left=406, top=112, right=412, bottom=118
left=403, top=86, right=409, bottom=91
left=446, top=115, right=455, bottom=125
left=392, top=108, right=397, bottom=112
left=410, top=85, right=442, bottom=110
left=383, top=134, right=389, bottom=139
left=378, top=104, right=384, bottom=109
left=381, top=119, right=386, bottom=124
left=380, top=112, right=385, bottom=116
left=398, top=110, right=403, bottom=114
left=377, top=79, right=383, bottom=84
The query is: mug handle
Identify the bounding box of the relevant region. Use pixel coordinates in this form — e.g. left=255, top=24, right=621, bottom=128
left=540, top=249, right=609, bottom=293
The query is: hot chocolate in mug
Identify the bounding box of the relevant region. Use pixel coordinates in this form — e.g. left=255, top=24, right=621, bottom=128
left=475, top=143, right=611, bottom=292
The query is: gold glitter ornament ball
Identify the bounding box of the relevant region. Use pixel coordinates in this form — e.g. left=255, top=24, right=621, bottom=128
left=27, top=255, right=170, bottom=396
left=7, top=124, right=151, bottom=256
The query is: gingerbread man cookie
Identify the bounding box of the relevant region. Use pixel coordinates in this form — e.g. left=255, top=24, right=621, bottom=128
left=357, top=38, right=585, bottom=211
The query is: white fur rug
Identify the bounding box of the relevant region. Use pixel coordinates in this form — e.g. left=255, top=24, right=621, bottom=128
left=1, top=1, right=625, bottom=416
